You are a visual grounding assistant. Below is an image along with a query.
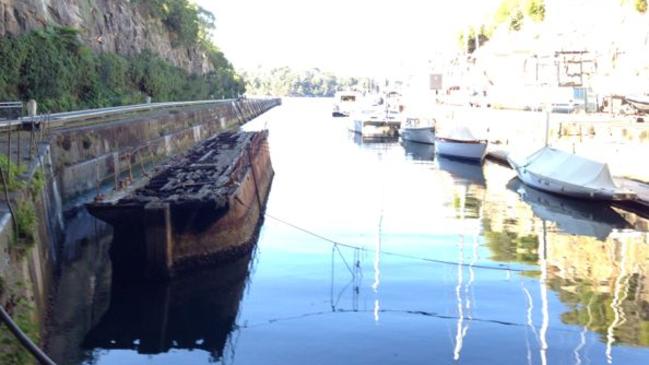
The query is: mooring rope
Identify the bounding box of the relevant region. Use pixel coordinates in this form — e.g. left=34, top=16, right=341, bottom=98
left=262, top=212, right=525, bottom=273
left=236, top=145, right=525, bottom=275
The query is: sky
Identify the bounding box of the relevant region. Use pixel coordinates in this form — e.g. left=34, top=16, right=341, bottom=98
left=195, top=0, right=501, bottom=77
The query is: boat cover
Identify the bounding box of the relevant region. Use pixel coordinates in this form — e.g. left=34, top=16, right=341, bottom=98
left=626, top=94, right=649, bottom=104
left=518, top=147, right=619, bottom=190
left=441, top=126, right=478, bottom=141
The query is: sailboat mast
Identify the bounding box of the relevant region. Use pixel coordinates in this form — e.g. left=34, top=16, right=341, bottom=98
left=544, top=108, right=550, bottom=147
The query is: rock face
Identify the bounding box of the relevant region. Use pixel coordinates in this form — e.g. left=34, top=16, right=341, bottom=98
left=0, top=0, right=212, bottom=74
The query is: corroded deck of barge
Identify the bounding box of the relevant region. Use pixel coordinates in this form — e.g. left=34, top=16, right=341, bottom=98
left=87, top=130, right=274, bottom=279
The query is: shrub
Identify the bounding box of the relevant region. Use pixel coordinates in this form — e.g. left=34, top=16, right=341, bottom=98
left=0, top=27, right=245, bottom=112
left=526, top=0, right=545, bottom=22
left=0, top=155, right=25, bottom=191
left=509, top=9, right=525, bottom=31
left=15, top=200, right=36, bottom=241
left=136, top=0, right=215, bottom=46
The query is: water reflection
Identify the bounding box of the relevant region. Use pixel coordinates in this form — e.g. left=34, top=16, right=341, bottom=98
left=82, top=253, right=251, bottom=361
left=44, top=208, right=113, bottom=365
left=400, top=139, right=435, bottom=161
left=46, top=99, right=649, bottom=365
left=482, top=161, right=649, bottom=357
left=351, top=131, right=399, bottom=146
left=547, top=232, right=649, bottom=349
left=507, top=178, right=631, bottom=241
left=437, top=156, right=486, bottom=187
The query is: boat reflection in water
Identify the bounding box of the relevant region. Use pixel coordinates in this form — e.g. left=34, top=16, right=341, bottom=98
left=351, top=130, right=399, bottom=146
left=437, top=155, right=486, bottom=187
left=82, top=253, right=252, bottom=361
left=400, top=139, right=435, bottom=161
left=507, top=178, right=631, bottom=240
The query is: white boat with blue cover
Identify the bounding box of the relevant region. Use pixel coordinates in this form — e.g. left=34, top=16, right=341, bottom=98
left=507, top=146, right=636, bottom=201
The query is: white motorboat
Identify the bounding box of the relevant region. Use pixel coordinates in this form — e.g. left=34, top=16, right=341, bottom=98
left=348, top=110, right=401, bottom=139
left=507, top=146, right=637, bottom=201
left=625, top=94, right=649, bottom=113
left=332, top=91, right=360, bottom=117
left=399, top=118, right=435, bottom=144
left=434, top=127, right=488, bottom=162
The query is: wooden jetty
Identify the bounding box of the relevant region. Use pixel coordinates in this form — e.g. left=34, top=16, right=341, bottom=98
left=87, top=130, right=273, bottom=279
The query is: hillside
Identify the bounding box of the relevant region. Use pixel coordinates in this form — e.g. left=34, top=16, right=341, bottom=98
left=0, top=0, right=244, bottom=112
left=458, top=0, right=649, bottom=96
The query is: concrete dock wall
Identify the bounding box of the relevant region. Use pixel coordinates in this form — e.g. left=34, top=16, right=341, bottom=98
left=50, top=99, right=280, bottom=202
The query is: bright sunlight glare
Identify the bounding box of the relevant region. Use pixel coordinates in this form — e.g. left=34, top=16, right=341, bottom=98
left=196, top=0, right=501, bottom=76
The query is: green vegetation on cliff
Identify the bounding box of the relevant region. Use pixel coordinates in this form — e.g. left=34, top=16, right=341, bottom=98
left=458, top=0, right=545, bottom=51
left=0, top=1, right=245, bottom=113
left=243, top=67, right=369, bottom=97
left=136, top=0, right=216, bottom=46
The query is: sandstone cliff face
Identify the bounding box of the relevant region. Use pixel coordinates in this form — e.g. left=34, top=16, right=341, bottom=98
left=0, top=0, right=212, bottom=74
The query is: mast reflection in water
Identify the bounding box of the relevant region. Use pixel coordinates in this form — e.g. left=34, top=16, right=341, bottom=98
left=44, top=99, right=649, bottom=365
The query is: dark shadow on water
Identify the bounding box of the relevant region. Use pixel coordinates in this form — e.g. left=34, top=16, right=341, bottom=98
left=507, top=178, right=631, bottom=240
left=400, top=139, right=435, bottom=161
left=44, top=207, right=114, bottom=365
left=45, top=206, right=256, bottom=364
left=82, top=253, right=252, bottom=360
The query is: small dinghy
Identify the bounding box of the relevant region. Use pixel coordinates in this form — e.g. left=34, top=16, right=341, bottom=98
left=507, top=146, right=636, bottom=201
left=434, top=126, right=487, bottom=162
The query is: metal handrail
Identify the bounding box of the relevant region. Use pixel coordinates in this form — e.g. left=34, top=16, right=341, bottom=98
left=0, top=304, right=56, bottom=365
left=0, top=99, right=238, bottom=129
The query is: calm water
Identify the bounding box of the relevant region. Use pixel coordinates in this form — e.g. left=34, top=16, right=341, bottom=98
left=46, top=98, right=649, bottom=365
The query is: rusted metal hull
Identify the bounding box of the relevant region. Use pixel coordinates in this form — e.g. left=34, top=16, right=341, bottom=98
left=87, top=131, right=273, bottom=280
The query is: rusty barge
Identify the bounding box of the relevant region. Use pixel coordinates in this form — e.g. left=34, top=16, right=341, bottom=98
left=87, top=130, right=273, bottom=279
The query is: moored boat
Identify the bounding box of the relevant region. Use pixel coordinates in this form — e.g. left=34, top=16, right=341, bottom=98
left=87, top=131, right=274, bottom=279
left=399, top=117, right=435, bottom=144
left=332, top=91, right=361, bottom=117
left=507, top=146, right=636, bottom=201
left=348, top=110, right=401, bottom=139
left=625, top=94, right=649, bottom=113
left=434, top=127, right=487, bottom=162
